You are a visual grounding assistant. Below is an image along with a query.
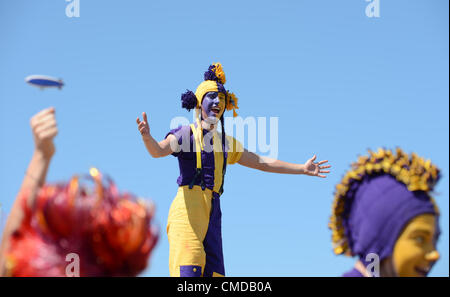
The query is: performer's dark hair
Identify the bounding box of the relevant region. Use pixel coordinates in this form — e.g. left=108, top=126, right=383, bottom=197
left=220, top=115, right=227, bottom=194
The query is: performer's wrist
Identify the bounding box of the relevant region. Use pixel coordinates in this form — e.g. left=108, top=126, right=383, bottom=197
left=32, top=149, right=54, bottom=163
left=141, top=133, right=151, bottom=141
left=297, top=164, right=307, bottom=175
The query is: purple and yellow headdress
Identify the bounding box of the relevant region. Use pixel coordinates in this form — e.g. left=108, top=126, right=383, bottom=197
left=181, top=63, right=239, bottom=117
left=329, top=148, right=441, bottom=260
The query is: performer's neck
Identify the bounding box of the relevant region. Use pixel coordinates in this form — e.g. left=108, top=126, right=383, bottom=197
left=200, top=119, right=217, bottom=131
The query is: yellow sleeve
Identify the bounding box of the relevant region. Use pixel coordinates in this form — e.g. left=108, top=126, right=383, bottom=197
left=225, top=135, right=244, bottom=164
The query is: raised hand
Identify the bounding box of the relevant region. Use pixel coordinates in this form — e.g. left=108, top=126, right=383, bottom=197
left=30, top=107, right=58, bottom=159
left=304, top=155, right=331, bottom=178
left=136, top=112, right=150, bottom=138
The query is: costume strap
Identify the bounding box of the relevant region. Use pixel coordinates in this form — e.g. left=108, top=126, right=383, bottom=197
left=218, top=132, right=227, bottom=196
left=189, top=123, right=206, bottom=190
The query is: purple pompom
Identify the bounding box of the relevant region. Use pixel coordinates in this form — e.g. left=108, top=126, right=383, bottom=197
left=181, top=90, right=197, bottom=111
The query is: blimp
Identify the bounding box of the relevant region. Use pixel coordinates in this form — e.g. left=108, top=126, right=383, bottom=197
left=25, top=75, right=64, bottom=90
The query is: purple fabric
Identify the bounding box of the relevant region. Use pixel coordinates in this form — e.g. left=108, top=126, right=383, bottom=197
left=180, top=265, right=202, bottom=277
left=203, top=191, right=225, bottom=276
left=342, top=268, right=364, bottom=277
left=344, top=175, right=438, bottom=264
left=165, top=124, right=229, bottom=192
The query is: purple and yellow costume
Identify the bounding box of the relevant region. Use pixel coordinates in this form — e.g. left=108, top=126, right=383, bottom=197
left=329, top=148, right=441, bottom=277
left=165, top=63, right=242, bottom=277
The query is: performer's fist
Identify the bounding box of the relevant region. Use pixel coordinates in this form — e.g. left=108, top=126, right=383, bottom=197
left=136, top=112, right=150, bottom=138
left=30, top=107, right=58, bottom=159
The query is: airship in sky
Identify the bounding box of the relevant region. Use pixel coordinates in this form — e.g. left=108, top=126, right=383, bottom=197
left=25, top=75, right=64, bottom=90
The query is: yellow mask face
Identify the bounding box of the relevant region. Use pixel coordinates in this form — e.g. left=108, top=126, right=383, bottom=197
left=218, top=93, right=226, bottom=117
left=393, top=214, right=440, bottom=277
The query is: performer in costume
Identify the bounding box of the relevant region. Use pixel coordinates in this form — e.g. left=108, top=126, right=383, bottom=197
left=136, top=63, right=331, bottom=277
left=0, top=107, right=158, bottom=276
left=329, top=148, right=441, bottom=277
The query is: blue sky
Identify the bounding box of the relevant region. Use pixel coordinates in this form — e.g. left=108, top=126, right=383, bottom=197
left=0, top=0, right=448, bottom=276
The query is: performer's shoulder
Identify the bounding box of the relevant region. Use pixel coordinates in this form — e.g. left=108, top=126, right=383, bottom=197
left=218, top=134, right=244, bottom=153
left=224, top=134, right=243, bottom=146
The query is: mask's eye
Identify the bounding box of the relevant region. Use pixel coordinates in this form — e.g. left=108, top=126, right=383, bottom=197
left=414, top=236, right=425, bottom=245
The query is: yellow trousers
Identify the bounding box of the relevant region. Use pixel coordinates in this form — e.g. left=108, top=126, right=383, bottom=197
left=167, top=185, right=225, bottom=277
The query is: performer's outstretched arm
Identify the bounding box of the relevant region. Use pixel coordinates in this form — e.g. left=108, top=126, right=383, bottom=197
left=0, top=107, right=58, bottom=276
left=237, top=149, right=331, bottom=178
left=136, top=112, right=176, bottom=158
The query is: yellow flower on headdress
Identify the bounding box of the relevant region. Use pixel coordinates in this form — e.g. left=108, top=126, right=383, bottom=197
left=212, top=63, right=226, bottom=85
left=226, top=92, right=239, bottom=117
left=191, top=63, right=241, bottom=117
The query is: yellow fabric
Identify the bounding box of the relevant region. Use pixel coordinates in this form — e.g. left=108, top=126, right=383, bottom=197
left=226, top=135, right=244, bottom=164
left=195, top=81, right=219, bottom=108
left=211, top=62, right=226, bottom=84
left=194, top=62, right=239, bottom=117
left=167, top=185, right=213, bottom=277
left=191, top=123, right=203, bottom=170
left=189, top=121, right=243, bottom=193
left=212, top=134, right=243, bottom=193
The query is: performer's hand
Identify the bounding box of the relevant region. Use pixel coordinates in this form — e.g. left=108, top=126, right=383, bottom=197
left=30, top=107, right=58, bottom=160
left=303, top=155, right=331, bottom=178
left=136, top=112, right=150, bottom=138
